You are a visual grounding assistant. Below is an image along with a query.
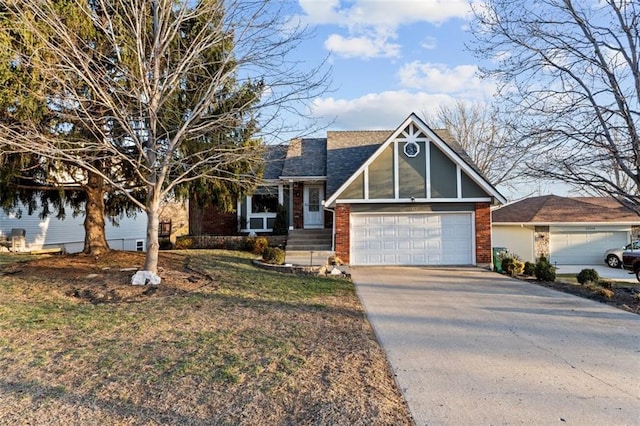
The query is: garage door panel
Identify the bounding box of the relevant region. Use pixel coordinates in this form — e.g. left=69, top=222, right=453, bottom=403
left=550, top=229, right=629, bottom=265
left=351, top=213, right=473, bottom=266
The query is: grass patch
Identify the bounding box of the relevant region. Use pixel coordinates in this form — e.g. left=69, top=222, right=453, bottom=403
left=0, top=250, right=409, bottom=424
left=0, top=252, right=49, bottom=267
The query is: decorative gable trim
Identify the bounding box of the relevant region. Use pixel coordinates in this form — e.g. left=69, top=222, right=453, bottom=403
left=325, top=113, right=507, bottom=207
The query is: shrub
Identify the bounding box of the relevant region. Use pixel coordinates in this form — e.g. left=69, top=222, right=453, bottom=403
left=501, top=257, right=524, bottom=276
left=262, top=247, right=285, bottom=265
left=576, top=268, right=599, bottom=285
left=246, top=236, right=269, bottom=255
left=175, top=236, right=194, bottom=250
left=594, top=287, right=614, bottom=299
left=523, top=261, right=535, bottom=276
left=534, top=257, right=556, bottom=282
left=159, top=238, right=173, bottom=250
left=272, top=204, right=289, bottom=236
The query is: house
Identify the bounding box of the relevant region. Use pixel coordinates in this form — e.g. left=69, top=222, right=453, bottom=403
left=0, top=200, right=188, bottom=253
left=492, top=195, right=640, bottom=265
left=193, top=113, right=506, bottom=266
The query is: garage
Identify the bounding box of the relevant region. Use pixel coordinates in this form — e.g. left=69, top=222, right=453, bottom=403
left=350, top=212, right=474, bottom=266
left=549, top=226, right=629, bottom=265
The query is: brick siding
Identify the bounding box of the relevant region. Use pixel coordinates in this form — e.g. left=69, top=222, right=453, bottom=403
left=292, top=182, right=303, bottom=229
left=189, top=203, right=237, bottom=235
left=475, top=202, right=492, bottom=266
left=334, top=204, right=351, bottom=263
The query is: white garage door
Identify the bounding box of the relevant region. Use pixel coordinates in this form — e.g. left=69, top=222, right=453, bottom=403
left=549, top=227, right=629, bottom=265
left=351, top=213, right=473, bottom=266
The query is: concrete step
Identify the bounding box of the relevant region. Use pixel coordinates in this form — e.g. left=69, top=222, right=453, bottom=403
left=287, top=229, right=332, bottom=250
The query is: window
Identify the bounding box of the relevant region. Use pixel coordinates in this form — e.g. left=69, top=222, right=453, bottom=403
left=251, top=189, right=279, bottom=213
left=136, top=240, right=144, bottom=252
left=159, top=220, right=172, bottom=237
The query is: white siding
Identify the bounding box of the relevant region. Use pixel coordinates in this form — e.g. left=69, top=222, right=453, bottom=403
left=0, top=203, right=147, bottom=253
left=492, top=225, right=535, bottom=262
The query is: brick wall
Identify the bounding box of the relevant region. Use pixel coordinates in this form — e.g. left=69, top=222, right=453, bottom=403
left=293, top=182, right=303, bottom=229
left=475, top=202, right=492, bottom=266
left=334, top=204, right=350, bottom=263
left=189, top=203, right=237, bottom=236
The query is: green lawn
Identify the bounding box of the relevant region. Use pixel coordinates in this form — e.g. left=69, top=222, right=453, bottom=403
left=0, top=250, right=410, bottom=425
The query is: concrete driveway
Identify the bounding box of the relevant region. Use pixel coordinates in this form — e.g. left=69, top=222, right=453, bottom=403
left=351, top=266, right=640, bottom=425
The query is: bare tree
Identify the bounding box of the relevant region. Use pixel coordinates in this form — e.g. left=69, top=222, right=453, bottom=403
left=423, top=100, right=532, bottom=194
left=469, top=0, right=640, bottom=210
left=0, top=0, right=329, bottom=274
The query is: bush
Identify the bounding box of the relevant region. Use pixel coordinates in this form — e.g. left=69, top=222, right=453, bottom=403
left=246, top=236, right=269, bottom=255
left=262, top=247, right=285, bottom=265
left=159, top=238, right=173, bottom=250
left=576, top=268, right=599, bottom=285
left=594, top=287, right=614, bottom=299
left=175, top=236, right=194, bottom=250
left=534, top=257, right=556, bottom=282
left=523, top=261, right=535, bottom=276
left=501, top=257, right=524, bottom=276
left=272, top=204, right=289, bottom=236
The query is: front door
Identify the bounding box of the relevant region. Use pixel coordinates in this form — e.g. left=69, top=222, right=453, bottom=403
left=303, top=185, right=324, bottom=228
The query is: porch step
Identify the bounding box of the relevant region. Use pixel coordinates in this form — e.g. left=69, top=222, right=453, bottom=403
left=286, top=229, right=332, bottom=251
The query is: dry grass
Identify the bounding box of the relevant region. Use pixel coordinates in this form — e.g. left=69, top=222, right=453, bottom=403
left=0, top=250, right=411, bottom=425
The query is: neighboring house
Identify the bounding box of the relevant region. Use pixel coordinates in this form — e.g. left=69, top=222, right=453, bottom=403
left=0, top=200, right=188, bottom=253
left=492, top=195, right=640, bottom=265
left=194, top=113, right=506, bottom=266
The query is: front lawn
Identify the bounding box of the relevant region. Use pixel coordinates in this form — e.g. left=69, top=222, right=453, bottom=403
left=0, top=250, right=410, bottom=424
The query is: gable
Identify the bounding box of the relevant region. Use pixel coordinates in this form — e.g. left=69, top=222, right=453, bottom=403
left=325, top=114, right=506, bottom=206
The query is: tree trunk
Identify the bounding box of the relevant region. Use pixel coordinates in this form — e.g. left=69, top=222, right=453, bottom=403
left=143, top=196, right=160, bottom=273
left=83, top=170, right=110, bottom=255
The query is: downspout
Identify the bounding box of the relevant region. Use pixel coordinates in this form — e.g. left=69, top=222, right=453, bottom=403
left=323, top=202, right=335, bottom=251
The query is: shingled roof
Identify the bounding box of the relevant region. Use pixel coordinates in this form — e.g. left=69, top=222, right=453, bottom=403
left=262, top=144, right=288, bottom=180
left=280, top=138, right=327, bottom=178
left=326, top=130, right=391, bottom=196
left=492, top=195, right=640, bottom=223
left=265, top=117, right=495, bottom=200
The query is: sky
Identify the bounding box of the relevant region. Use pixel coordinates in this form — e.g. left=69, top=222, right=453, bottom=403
left=289, top=0, right=493, bottom=131
left=277, top=0, right=574, bottom=199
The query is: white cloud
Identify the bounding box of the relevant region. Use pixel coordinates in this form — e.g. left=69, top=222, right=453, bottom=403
left=298, top=0, right=471, bottom=27
left=310, top=90, right=461, bottom=130
left=297, top=0, right=472, bottom=60
left=397, top=62, right=496, bottom=96
left=324, top=34, right=401, bottom=59
left=421, top=36, right=437, bottom=50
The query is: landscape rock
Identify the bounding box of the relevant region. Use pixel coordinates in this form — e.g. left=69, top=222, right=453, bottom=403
left=131, top=270, right=161, bottom=286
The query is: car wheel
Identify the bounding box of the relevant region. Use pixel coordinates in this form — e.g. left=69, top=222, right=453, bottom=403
left=606, top=255, right=620, bottom=268
left=636, top=269, right=640, bottom=283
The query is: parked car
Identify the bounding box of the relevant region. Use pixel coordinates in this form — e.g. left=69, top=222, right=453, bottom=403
left=604, top=241, right=640, bottom=268
left=622, top=250, right=640, bottom=281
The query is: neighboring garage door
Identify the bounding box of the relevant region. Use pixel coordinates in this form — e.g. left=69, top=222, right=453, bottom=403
left=351, top=213, right=473, bottom=266
left=549, top=227, right=629, bottom=265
